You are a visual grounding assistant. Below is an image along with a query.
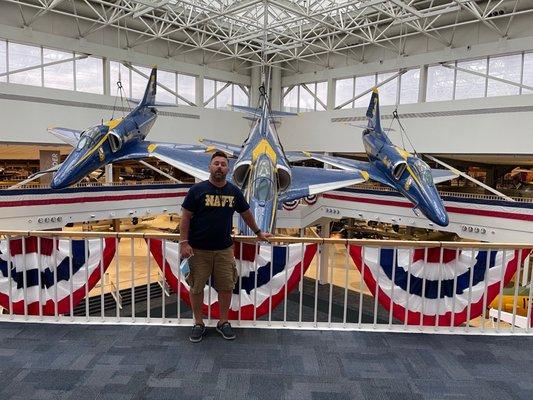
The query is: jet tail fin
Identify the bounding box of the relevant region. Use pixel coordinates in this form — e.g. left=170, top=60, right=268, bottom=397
left=366, top=88, right=382, bottom=132
left=138, top=66, right=157, bottom=107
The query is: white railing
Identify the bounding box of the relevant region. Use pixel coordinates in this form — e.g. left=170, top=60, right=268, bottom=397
left=0, top=230, right=531, bottom=335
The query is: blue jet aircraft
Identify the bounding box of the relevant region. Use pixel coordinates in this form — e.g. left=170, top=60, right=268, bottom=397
left=48, top=67, right=201, bottom=189
left=147, top=84, right=369, bottom=235
left=48, top=69, right=368, bottom=234
left=305, top=89, right=457, bottom=227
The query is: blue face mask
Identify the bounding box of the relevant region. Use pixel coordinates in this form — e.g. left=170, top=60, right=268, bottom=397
left=180, top=257, right=190, bottom=275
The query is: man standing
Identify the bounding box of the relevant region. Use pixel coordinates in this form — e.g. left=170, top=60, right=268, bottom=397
left=180, top=151, right=271, bottom=342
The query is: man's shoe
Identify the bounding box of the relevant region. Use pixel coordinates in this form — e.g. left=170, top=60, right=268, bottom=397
left=216, top=321, right=236, bottom=340
left=189, top=323, right=206, bottom=343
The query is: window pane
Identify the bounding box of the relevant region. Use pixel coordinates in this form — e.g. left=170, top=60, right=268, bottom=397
left=487, top=54, right=521, bottom=97
left=233, top=84, right=248, bottom=107
left=299, top=84, right=315, bottom=112
left=75, top=56, right=103, bottom=94
left=523, top=53, right=533, bottom=94
left=354, top=75, right=375, bottom=108
left=43, top=48, right=73, bottom=90
left=178, top=74, right=196, bottom=105
left=0, top=40, right=6, bottom=83
left=156, top=69, right=176, bottom=104
left=283, top=86, right=298, bottom=112
left=9, top=42, right=42, bottom=86
left=204, top=78, right=215, bottom=108
left=377, top=72, right=398, bottom=106
left=131, top=65, right=150, bottom=100
left=400, top=68, right=419, bottom=104
left=455, top=59, right=486, bottom=100
left=426, top=65, right=454, bottom=102
left=335, top=78, right=353, bottom=109
left=216, top=81, right=231, bottom=109
left=316, top=81, right=327, bottom=110
left=110, top=61, right=130, bottom=98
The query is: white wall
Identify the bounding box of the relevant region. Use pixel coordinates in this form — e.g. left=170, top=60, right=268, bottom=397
left=1, top=81, right=532, bottom=156
left=277, top=93, right=533, bottom=154
left=0, top=82, right=251, bottom=146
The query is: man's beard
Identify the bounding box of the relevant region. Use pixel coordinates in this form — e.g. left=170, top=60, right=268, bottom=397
left=211, top=170, right=226, bottom=182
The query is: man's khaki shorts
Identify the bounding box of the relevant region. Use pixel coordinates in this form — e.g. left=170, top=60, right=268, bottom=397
left=185, top=246, right=237, bottom=295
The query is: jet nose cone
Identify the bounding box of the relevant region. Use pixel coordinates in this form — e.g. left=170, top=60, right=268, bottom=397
left=433, top=208, right=449, bottom=227
left=50, top=174, right=66, bottom=189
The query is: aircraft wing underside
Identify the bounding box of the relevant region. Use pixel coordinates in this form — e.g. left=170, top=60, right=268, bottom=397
left=279, top=166, right=368, bottom=203
left=307, top=152, right=391, bottom=186
left=431, top=168, right=459, bottom=184
left=148, top=145, right=213, bottom=181
left=48, top=127, right=83, bottom=147
left=110, top=141, right=226, bottom=182
left=198, top=138, right=241, bottom=157
left=199, top=138, right=308, bottom=163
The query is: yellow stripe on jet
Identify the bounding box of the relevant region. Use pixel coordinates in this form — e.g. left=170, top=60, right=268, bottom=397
left=104, top=118, right=124, bottom=130
left=396, top=147, right=411, bottom=160
left=405, top=164, right=422, bottom=188
left=252, top=139, right=277, bottom=163
left=74, top=133, right=110, bottom=167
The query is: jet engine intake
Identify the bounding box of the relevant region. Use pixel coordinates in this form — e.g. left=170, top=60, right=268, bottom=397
left=276, top=164, right=291, bottom=192
left=108, top=130, right=124, bottom=153
left=392, top=161, right=407, bottom=180
left=233, top=161, right=251, bottom=186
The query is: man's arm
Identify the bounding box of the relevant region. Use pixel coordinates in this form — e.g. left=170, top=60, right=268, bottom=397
left=179, top=208, right=194, bottom=257
left=240, top=209, right=273, bottom=240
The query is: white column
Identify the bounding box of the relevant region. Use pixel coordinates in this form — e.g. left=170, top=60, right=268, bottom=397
left=250, top=65, right=261, bottom=107
left=103, top=58, right=111, bottom=96
left=327, top=77, right=335, bottom=111
left=270, top=66, right=282, bottom=110
left=196, top=73, right=204, bottom=107
left=105, top=164, right=113, bottom=184
left=418, top=64, right=428, bottom=103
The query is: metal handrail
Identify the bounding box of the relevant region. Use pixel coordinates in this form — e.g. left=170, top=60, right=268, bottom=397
left=0, top=230, right=531, bottom=249
left=0, top=229, right=531, bottom=334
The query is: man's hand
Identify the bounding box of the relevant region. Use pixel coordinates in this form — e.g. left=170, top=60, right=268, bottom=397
left=180, top=242, right=194, bottom=258
left=257, top=231, right=273, bottom=242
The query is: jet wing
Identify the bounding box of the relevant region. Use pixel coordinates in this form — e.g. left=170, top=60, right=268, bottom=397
left=150, top=145, right=212, bottom=181
left=285, top=151, right=310, bottom=163
left=47, top=127, right=83, bottom=147
left=198, top=138, right=242, bottom=157
left=305, top=152, right=391, bottom=186
left=279, top=166, right=368, bottom=203
left=431, top=168, right=459, bottom=184
left=198, top=139, right=309, bottom=163
left=106, top=141, right=234, bottom=182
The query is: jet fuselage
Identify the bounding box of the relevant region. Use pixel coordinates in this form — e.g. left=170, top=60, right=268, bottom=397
left=231, top=101, right=291, bottom=235
left=51, top=99, right=157, bottom=189
left=363, top=129, right=449, bottom=226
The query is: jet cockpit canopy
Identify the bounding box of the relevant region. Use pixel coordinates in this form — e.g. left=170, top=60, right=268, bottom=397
left=77, top=126, right=102, bottom=150
left=412, top=159, right=433, bottom=185
left=251, top=155, right=275, bottom=203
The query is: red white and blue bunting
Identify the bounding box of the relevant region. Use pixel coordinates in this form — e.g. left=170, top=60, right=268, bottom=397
left=0, top=236, right=117, bottom=315
left=348, top=245, right=531, bottom=326
left=148, top=239, right=317, bottom=320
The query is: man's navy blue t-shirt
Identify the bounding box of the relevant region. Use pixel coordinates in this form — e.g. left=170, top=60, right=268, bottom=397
left=182, top=180, right=249, bottom=250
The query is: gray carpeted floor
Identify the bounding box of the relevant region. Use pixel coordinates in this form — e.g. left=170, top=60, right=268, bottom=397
left=0, top=322, right=532, bottom=400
